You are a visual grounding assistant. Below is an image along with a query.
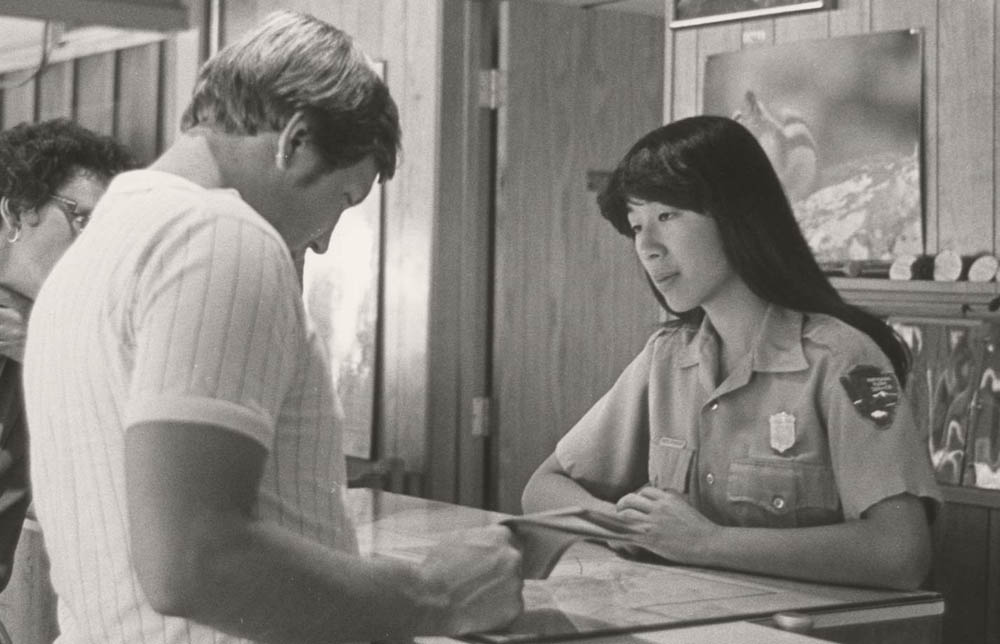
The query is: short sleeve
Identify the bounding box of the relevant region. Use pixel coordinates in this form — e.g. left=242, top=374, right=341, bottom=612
left=123, top=211, right=302, bottom=447
left=555, top=331, right=662, bottom=501
left=822, top=337, right=942, bottom=519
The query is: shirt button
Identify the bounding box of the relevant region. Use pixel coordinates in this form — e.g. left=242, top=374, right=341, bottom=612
left=705, top=472, right=715, bottom=485
left=709, top=401, right=719, bottom=411
left=772, top=496, right=786, bottom=511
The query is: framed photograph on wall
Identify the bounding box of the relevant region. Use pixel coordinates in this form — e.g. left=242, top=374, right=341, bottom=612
left=670, top=0, right=833, bottom=29
left=302, top=61, right=386, bottom=460
left=703, top=29, right=923, bottom=267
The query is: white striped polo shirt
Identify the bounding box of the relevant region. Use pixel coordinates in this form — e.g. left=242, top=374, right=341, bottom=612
left=24, top=170, right=356, bottom=644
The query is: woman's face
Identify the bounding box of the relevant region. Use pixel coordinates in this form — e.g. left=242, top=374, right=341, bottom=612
left=1, top=168, right=108, bottom=299
left=626, top=198, right=739, bottom=313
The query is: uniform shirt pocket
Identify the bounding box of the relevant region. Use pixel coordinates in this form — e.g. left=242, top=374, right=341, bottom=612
left=726, top=458, right=842, bottom=528
left=649, top=436, right=694, bottom=492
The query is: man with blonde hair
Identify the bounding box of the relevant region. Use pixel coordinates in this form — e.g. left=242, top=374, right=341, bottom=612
left=24, top=12, right=522, bottom=643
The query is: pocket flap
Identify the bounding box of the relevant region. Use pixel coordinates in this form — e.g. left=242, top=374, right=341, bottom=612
left=727, top=459, right=838, bottom=515
left=649, top=438, right=694, bottom=492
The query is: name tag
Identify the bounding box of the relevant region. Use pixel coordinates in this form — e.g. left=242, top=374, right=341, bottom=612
left=657, top=436, right=686, bottom=449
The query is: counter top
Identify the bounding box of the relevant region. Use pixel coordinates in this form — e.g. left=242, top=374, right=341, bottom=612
left=345, top=489, right=942, bottom=644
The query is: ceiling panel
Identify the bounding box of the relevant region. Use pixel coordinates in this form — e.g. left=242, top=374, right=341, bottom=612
left=0, top=0, right=188, bottom=32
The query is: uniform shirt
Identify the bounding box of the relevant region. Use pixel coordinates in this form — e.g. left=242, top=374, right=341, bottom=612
left=23, top=170, right=356, bottom=644
left=556, top=304, right=942, bottom=528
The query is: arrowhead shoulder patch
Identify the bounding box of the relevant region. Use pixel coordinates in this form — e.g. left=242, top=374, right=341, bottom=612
left=839, top=364, right=900, bottom=429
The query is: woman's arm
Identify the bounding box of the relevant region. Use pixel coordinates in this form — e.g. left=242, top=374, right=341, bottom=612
left=618, top=488, right=931, bottom=590
left=521, top=454, right=619, bottom=515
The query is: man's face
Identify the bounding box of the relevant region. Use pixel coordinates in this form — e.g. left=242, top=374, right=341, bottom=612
left=284, top=156, right=379, bottom=259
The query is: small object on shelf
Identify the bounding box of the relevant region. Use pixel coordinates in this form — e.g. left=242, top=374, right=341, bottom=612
left=889, top=254, right=935, bottom=281
left=933, top=249, right=964, bottom=281
left=967, top=254, right=1000, bottom=283
left=820, top=259, right=890, bottom=279
left=773, top=611, right=815, bottom=634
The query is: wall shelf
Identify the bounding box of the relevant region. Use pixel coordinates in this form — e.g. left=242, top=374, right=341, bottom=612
left=831, top=278, right=1000, bottom=321
left=940, top=484, right=1000, bottom=509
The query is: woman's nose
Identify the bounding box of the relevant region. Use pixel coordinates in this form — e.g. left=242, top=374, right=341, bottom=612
left=635, top=230, right=663, bottom=259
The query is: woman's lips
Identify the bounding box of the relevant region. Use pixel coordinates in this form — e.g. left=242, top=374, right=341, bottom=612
left=653, top=272, right=679, bottom=284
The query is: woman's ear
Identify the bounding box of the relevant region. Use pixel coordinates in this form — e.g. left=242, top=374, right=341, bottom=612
left=0, top=197, right=22, bottom=243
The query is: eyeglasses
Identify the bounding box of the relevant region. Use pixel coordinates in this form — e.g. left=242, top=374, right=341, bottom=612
left=47, top=194, right=91, bottom=233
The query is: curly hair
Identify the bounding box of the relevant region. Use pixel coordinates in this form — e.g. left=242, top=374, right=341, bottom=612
left=0, top=119, right=136, bottom=215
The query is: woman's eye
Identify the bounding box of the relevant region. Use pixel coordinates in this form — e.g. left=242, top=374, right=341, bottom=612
left=658, top=211, right=676, bottom=222
left=629, top=224, right=641, bottom=235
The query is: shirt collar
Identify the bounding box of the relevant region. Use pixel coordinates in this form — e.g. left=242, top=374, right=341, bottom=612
left=678, top=304, right=808, bottom=373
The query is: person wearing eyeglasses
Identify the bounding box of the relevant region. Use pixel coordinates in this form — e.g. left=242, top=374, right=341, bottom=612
left=0, top=118, right=134, bottom=591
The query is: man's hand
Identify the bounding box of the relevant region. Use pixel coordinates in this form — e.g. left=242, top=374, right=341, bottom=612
left=616, top=486, right=720, bottom=564
left=0, top=287, right=31, bottom=362
left=417, top=525, right=524, bottom=635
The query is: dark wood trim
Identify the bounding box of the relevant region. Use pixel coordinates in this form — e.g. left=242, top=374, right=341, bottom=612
left=426, top=0, right=495, bottom=506
left=989, top=508, right=1000, bottom=643
left=941, top=484, right=1000, bottom=509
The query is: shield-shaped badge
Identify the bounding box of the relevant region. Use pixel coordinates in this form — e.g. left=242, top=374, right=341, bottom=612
left=769, top=412, right=796, bottom=454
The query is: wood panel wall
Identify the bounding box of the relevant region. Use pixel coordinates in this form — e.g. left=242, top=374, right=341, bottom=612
left=0, top=30, right=201, bottom=162
left=492, top=1, right=664, bottom=512
left=221, top=1, right=443, bottom=472
left=664, top=0, right=998, bottom=259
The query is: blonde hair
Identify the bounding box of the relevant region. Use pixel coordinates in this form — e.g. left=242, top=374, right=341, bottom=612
left=181, top=11, right=400, bottom=179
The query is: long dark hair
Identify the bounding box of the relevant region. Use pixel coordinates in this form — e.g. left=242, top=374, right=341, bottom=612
left=597, top=115, right=910, bottom=385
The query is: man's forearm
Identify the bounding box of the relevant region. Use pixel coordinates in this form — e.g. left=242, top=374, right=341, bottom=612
left=161, top=516, right=443, bottom=644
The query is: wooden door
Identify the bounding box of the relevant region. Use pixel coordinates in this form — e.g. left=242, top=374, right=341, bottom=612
left=491, top=0, right=664, bottom=513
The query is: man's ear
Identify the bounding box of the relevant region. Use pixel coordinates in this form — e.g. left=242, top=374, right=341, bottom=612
left=275, top=111, right=315, bottom=171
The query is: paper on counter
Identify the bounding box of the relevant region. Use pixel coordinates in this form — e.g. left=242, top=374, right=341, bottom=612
left=500, top=507, right=644, bottom=580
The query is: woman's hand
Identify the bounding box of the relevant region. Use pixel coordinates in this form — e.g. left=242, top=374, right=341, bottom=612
left=0, top=287, right=31, bottom=362
left=616, top=486, right=720, bottom=564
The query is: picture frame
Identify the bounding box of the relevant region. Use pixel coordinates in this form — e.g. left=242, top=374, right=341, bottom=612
left=670, top=0, right=834, bottom=30
left=703, top=29, right=923, bottom=266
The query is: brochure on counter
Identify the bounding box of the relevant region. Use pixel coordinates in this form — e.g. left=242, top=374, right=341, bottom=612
left=500, top=507, right=645, bottom=580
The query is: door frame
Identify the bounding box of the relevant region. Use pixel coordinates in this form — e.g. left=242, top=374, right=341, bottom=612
left=425, top=0, right=498, bottom=507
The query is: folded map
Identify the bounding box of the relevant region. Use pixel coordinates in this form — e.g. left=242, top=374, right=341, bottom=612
left=500, top=507, right=645, bottom=579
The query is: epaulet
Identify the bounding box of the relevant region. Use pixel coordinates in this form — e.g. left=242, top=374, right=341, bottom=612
left=803, top=313, right=890, bottom=367
left=802, top=313, right=866, bottom=349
